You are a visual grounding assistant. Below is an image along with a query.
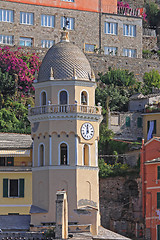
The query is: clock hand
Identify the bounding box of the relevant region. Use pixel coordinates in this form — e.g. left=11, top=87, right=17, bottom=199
left=86, top=124, right=89, bottom=134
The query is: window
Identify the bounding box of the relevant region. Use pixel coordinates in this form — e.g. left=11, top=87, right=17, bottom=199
left=41, top=40, right=54, bottom=48
left=0, top=35, right=13, bottom=45
left=147, top=120, right=156, bottom=134
left=39, top=144, right=44, bottom=166
left=137, top=117, right=142, bottom=128
left=104, top=22, right=118, bottom=35
left=41, top=15, right=55, bottom=28
left=158, top=166, right=160, bottom=180
left=104, top=46, right=117, bottom=56
left=123, top=48, right=137, bottom=58
left=123, top=24, right=136, bottom=37
left=60, top=143, right=68, bottom=165
left=157, top=225, right=160, bottom=240
left=41, top=91, right=47, bottom=106
left=19, top=37, right=33, bottom=47
left=60, top=91, right=68, bottom=105
left=0, top=9, right=13, bottom=23
left=157, top=192, right=160, bottom=209
left=84, top=144, right=89, bottom=166
left=85, top=44, right=96, bottom=53
left=3, top=178, right=24, bottom=198
left=81, top=91, right=88, bottom=105
left=20, top=12, right=34, bottom=25
left=0, top=157, right=14, bottom=166
left=61, top=16, right=74, bottom=30
left=126, top=117, right=130, bottom=127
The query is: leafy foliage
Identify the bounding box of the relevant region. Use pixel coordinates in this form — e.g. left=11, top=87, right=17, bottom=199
left=143, top=69, right=160, bottom=94
left=0, top=97, right=32, bottom=134
left=145, top=2, right=159, bottom=27
left=99, top=158, right=129, bottom=178
left=96, top=68, right=140, bottom=112
left=0, top=68, right=15, bottom=98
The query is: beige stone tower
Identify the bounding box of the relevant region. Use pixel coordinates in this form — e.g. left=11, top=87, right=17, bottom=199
left=28, top=32, right=102, bottom=233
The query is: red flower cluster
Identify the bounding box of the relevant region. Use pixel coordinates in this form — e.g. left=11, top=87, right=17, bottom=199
left=0, top=46, right=41, bottom=95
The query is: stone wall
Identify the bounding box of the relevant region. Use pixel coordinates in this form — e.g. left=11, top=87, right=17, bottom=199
left=99, top=176, right=144, bottom=239
left=0, top=1, right=143, bottom=58
left=86, top=53, right=160, bottom=81
left=143, top=35, right=157, bottom=50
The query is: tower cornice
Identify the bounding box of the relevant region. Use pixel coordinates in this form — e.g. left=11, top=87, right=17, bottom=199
left=33, top=80, right=96, bottom=89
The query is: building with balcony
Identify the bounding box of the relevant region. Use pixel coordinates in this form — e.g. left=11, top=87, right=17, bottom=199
left=141, top=138, right=160, bottom=240
left=0, top=0, right=143, bottom=58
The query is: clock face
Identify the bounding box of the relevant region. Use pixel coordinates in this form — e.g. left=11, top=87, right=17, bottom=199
left=81, top=123, right=94, bottom=140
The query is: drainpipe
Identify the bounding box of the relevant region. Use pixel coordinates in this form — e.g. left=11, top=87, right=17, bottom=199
left=99, top=0, right=102, bottom=50
left=141, top=139, right=145, bottom=218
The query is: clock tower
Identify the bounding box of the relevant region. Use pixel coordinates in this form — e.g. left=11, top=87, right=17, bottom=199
left=28, top=32, right=102, bottom=234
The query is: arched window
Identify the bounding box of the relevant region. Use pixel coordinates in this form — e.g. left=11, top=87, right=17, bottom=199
left=60, top=91, right=68, bottom=105
left=60, top=143, right=68, bottom=165
left=39, top=144, right=44, bottom=166
left=84, top=144, right=89, bottom=166
left=81, top=91, right=88, bottom=105
left=41, top=91, right=47, bottom=106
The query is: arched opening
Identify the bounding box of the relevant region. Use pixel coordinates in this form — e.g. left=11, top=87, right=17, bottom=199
left=41, top=91, right=47, bottom=106
left=39, top=144, right=44, bottom=166
left=81, top=91, right=88, bottom=105
left=84, top=144, right=89, bottom=166
left=60, top=143, right=68, bottom=165
left=60, top=91, right=68, bottom=105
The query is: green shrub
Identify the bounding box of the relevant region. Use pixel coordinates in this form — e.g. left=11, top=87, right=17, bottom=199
left=142, top=49, right=154, bottom=59
left=98, top=158, right=129, bottom=178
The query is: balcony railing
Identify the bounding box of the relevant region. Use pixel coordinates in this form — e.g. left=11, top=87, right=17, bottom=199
left=28, top=104, right=101, bottom=116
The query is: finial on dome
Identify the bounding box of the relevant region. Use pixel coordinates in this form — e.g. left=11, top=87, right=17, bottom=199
left=72, top=67, right=77, bottom=80
left=91, top=69, right=95, bottom=81
left=50, top=67, right=54, bottom=80
left=60, top=31, right=69, bottom=42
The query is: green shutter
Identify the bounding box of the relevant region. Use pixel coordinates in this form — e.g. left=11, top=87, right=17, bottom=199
left=157, top=225, right=160, bottom=240
left=157, top=193, right=160, bottom=209
left=19, top=179, right=24, bottom=198
left=137, top=118, right=142, bottom=128
left=158, top=167, right=160, bottom=180
left=126, top=117, right=130, bottom=127
left=3, top=179, right=8, bottom=197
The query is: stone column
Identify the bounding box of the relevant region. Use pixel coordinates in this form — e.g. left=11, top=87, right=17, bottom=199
left=55, top=191, right=68, bottom=239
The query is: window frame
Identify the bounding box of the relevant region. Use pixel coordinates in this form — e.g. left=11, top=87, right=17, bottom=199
left=41, top=40, right=54, bottom=48
left=84, top=43, right=96, bottom=53
left=123, top=24, right=136, bottom=37
left=147, top=120, right=156, bottom=134
left=158, top=166, right=160, bottom=180
left=123, top=48, right=137, bottom=58
left=58, top=141, right=69, bottom=165
left=19, top=37, right=33, bottom=47
left=0, top=35, right=14, bottom=45
left=104, top=46, right=118, bottom=56
left=41, top=14, right=55, bottom=28
left=0, top=9, right=14, bottom=23
left=104, top=22, right=118, bottom=35
left=38, top=143, right=45, bottom=167
left=61, top=16, right=75, bottom=30
left=20, top=11, right=34, bottom=25
left=3, top=178, right=24, bottom=198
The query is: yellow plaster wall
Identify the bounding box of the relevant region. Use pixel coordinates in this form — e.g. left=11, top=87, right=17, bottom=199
left=143, top=113, right=160, bottom=141
left=0, top=172, right=32, bottom=214
left=34, top=83, right=96, bottom=107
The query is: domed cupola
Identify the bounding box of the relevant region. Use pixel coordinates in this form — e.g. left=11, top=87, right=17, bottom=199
left=38, top=32, right=94, bottom=82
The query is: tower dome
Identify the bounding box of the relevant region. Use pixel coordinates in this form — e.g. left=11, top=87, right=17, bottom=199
left=38, top=33, right=93, bottom=82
